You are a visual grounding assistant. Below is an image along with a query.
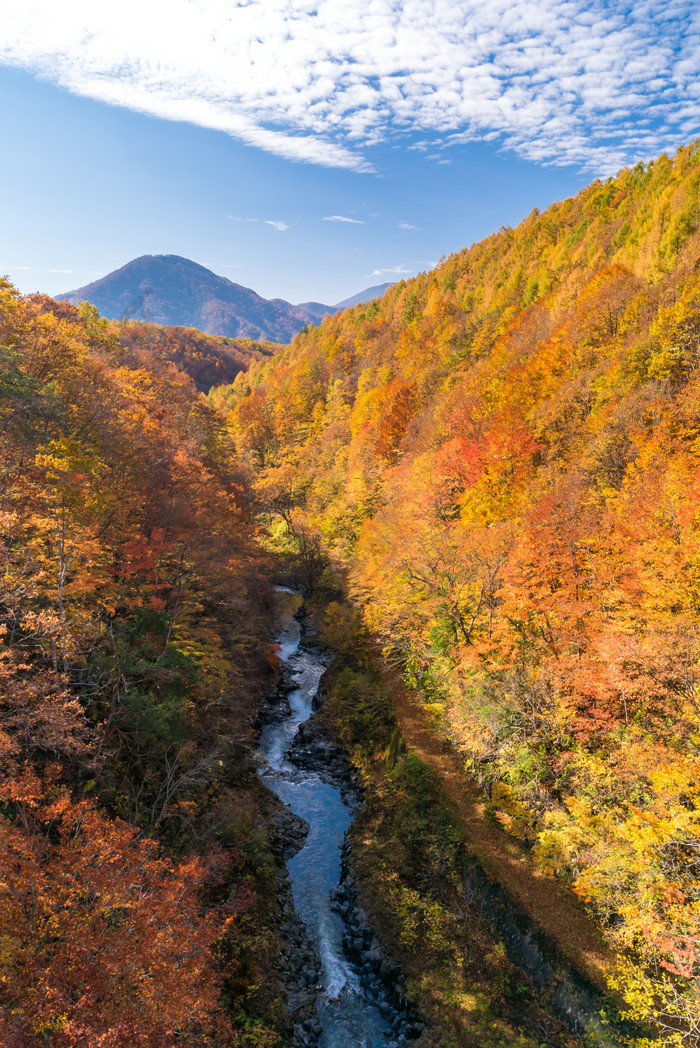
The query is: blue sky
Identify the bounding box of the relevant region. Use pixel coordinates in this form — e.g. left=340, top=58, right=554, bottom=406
left=1, top=0, right=697, bottom=306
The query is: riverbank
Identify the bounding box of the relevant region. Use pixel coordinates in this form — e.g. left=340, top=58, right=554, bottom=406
left=295, top=594, right=614, bottom=1048
left=257, top=589, right=414, bottom=1047
left=369, top=643, right=618, bottom=996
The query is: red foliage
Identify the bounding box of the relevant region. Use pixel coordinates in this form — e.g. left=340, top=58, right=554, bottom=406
left=0, top=793, right=233, bottom=1048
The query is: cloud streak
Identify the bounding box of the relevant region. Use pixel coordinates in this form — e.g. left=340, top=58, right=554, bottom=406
left=1, top=0, right=698, bottom=174
left=371, top=264, right=415, bottom=276
left=227, top=215, right=289, bottom=230
left=323, top=215, right=365, bottom=223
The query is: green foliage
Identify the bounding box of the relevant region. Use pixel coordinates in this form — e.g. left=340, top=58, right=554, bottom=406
left=388, top=754, right=464, bottom=892
left=0, top=344, right=64, bottom=444
left=402, top=291, right=422, bottom=325
left=327, top=665, right=395, bottom=755
left=383, top=725, right=407, bottom=769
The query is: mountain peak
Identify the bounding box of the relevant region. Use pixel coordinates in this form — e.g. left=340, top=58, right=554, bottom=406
left=59, top=256, right=392, bottom=343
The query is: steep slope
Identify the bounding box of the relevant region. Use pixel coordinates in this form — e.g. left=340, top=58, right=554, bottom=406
left=59, top=254, right=391, bottom=343
left=0, top=280, right=294, bottom=1045
left=111, top=318, right=279, bottom=393
left=221, top=141, right=700, bottom=1044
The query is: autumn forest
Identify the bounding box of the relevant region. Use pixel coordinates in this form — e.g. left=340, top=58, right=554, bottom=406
left=5, top=142, right=700, bottom=1047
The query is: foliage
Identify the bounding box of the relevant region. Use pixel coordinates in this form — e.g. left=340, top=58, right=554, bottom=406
left=317, top=640, right=577, bottom=1047
left=220, top=142, right=700, bottom=1041
left=0, top=785, right=231, bottom=1047
left=0, top=284, right=287, bottom=1044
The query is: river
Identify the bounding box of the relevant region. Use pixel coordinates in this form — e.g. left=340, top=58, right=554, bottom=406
left=258, top=589, right=620, bottom=1048
left=258, top=589, right=393, bottom=1048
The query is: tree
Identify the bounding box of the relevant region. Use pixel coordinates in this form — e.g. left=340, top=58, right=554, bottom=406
left=0, top=789, right=232, bottom=1048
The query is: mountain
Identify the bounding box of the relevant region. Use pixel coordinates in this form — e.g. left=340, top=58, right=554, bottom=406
left=333, top=282, right=393, bottom=309
left=58, top=255, right=318, bottom=343
left=59, top=255, right=390, bottom=343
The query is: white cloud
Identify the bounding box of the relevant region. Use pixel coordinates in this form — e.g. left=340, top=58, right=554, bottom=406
left=0, top=0, right=698, bottom=173
left=323, top=215, right=365, bottom=223
left=371, top=265, right=414, bottom=276
left=398, top=221, right=419, bottom=230
left=227, top=215, right=288, bottom=229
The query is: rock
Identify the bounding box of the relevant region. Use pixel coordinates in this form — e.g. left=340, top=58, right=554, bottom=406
left=259, top=630, right=426, bottom=1048
left=270, top=803, right=310, bottom=862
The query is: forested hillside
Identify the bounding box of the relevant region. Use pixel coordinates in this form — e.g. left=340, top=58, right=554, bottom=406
left=0, top=283, right=292, bottom=1045
left=109, top=317, right=278, bottom=392
left=221, top=142, right=700, bottom=1043
left=33, top=295, right=279, bottom=393
left=6, top=140, right=700, bottom=1047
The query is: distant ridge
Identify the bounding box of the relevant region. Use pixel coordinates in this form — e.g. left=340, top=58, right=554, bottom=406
left=58, top=255, right=392, bottom=343
left=334, top=283, right=393, bottom=310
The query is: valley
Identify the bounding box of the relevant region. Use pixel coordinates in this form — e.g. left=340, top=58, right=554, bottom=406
left=3, top=141, right=700, bottom=1047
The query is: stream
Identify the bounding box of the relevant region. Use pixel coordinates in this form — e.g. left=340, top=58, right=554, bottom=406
left=258, top=589, right=393, bottom=1047
left=259, top=590, right=620, bottom=1048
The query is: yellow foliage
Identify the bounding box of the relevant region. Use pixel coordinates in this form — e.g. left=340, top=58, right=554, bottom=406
left=490, top=782, right=538, bottom=842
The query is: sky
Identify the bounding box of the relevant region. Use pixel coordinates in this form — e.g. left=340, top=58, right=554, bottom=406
left=0, top=0, right=698, bottom=305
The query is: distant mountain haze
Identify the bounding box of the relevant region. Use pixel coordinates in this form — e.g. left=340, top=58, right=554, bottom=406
left=333, top=284, right=397, bottom=310
left=58, top=255, right=392, bottom=342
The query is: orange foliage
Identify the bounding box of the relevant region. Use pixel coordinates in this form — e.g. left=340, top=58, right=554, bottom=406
left=0, top=790, right=231, bottom=1048
left=223, top=143, right=700, bottom=1037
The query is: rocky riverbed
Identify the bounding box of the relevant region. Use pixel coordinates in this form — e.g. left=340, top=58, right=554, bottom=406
left=256, top=590, right=423, bottom=1048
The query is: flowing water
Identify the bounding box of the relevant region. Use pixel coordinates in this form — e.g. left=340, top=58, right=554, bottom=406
left=258, top=589, right=392, bottom=1048
left=260, top=590, right=618, bottom=1047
